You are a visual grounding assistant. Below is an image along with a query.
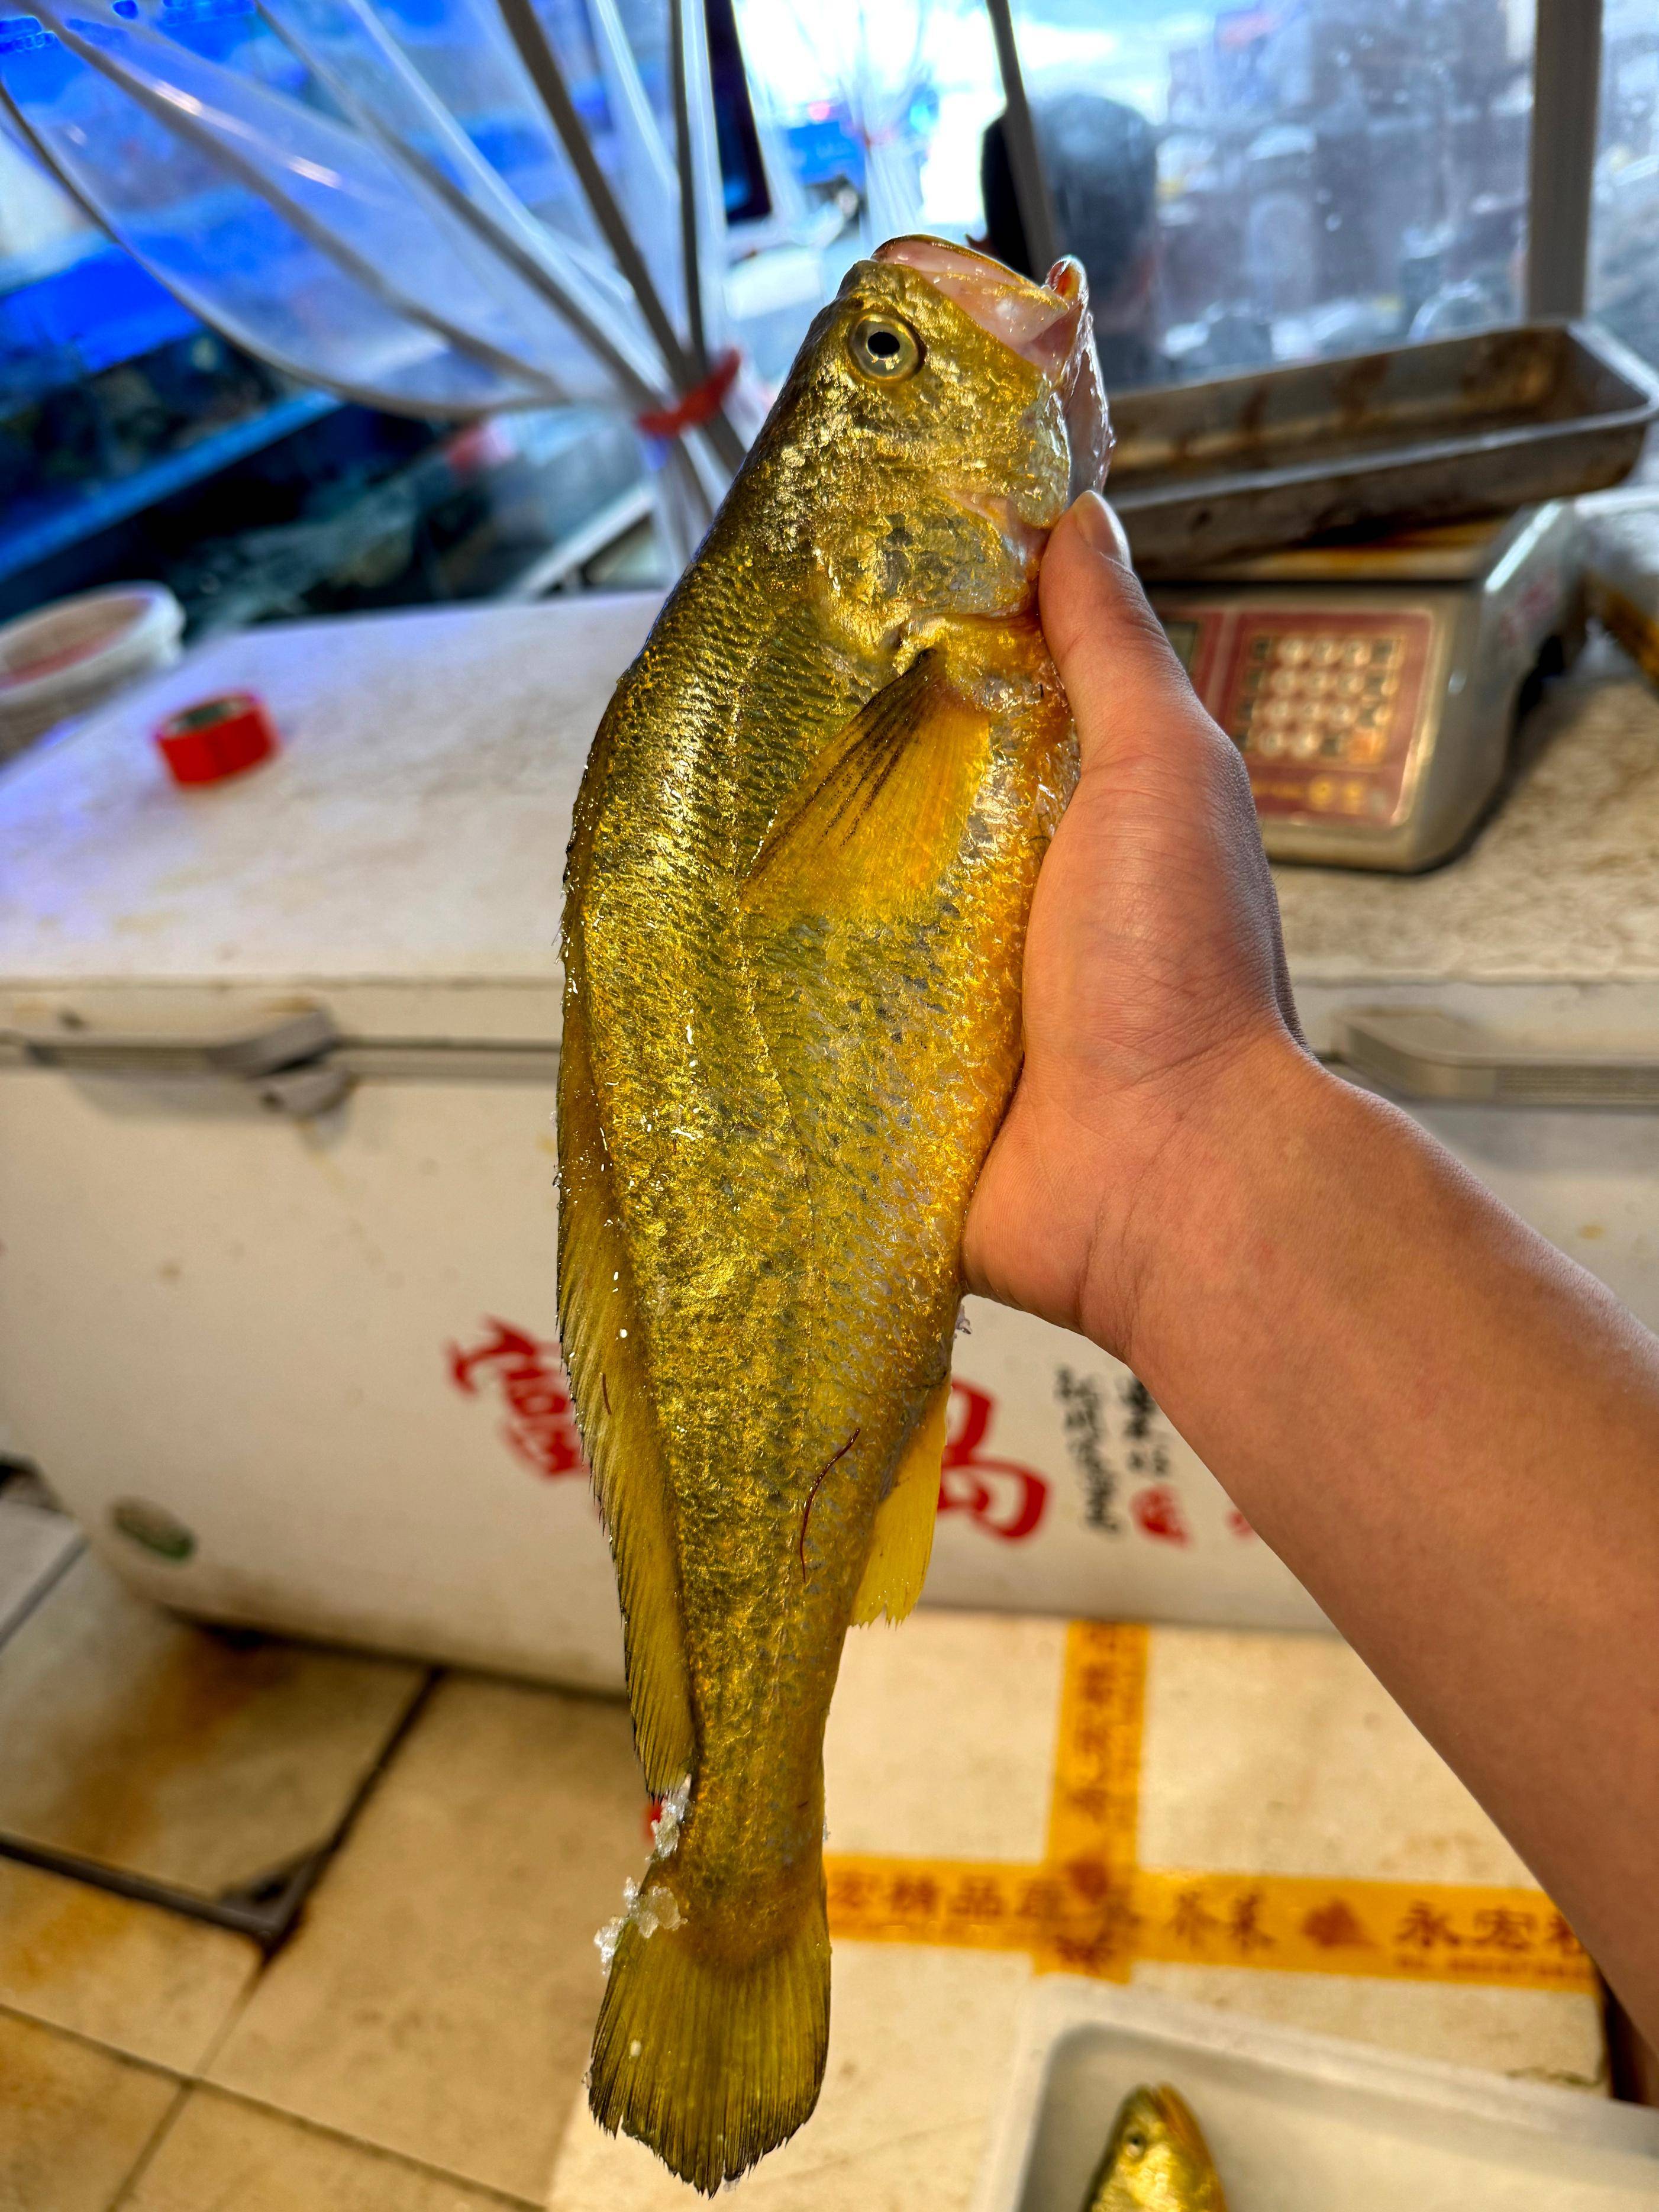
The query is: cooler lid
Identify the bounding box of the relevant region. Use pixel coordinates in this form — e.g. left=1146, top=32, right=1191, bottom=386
left=0, top=597, right=659, bottom=1034
left=4, top=598, right=1657, bottom=1041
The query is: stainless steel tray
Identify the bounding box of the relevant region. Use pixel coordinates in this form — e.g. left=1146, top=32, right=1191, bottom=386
left=1109, top=322, right=1659, bottom=576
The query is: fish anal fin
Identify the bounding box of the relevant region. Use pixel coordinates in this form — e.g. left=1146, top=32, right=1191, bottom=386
left=741, top=650, right=990, bottom=920
left=557, top=976, right=695, bottom=1795
left=851, top=1373, right=951, bottom=1626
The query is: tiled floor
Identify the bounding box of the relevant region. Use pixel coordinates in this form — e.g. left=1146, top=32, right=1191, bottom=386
left=0, top=1859, right=257, bottom=2071
left=0, top=2011, right=179, bottom=2212
left=0, top=1483, right=80, bottom=1645
left=0, top=1553, right=425, bottom=1910
left=0, top=1503, right=643, bottom=2210
left=120, top=2092, right=536, bottom=2212
left=1, top=1497, right=1652, bottom=2211
left=0, top=1657, right=639, bottom=2209
left=207, top=1677, right=643, bottom=2200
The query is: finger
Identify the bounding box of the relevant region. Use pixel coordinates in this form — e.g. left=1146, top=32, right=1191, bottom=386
left=1039, top=491, right=1219, bottom=775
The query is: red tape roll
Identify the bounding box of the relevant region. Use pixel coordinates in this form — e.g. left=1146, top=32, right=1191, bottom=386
left=156, top=691, right=277, bottom=786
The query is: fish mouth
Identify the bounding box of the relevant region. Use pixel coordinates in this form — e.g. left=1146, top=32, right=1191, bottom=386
left=874, top=236, right=1112, bottom=501
left=1151, top=2084, right=1212, bottom=2165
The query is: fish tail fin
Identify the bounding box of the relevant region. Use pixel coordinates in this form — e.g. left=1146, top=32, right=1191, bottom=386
left=588, top=1880, right=830, bottom=2195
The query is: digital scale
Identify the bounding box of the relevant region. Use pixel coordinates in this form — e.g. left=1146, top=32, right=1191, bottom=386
left=1147, top=503, right=1586, bottom=873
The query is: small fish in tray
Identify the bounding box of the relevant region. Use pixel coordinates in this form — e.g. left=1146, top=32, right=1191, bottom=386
left=558, top=236, right=1109, bottom=2192
left=1085, top=2084, right=1230, bottom=2211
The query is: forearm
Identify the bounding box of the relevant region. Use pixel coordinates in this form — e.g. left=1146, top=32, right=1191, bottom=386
left=1106, top=1037, right=1659, bottom=2041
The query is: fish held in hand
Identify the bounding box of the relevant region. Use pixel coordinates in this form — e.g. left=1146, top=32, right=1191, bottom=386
left=558, top=236, right=1108, bottom=2194
left=1083, top=2084, right=1229, bottom=2210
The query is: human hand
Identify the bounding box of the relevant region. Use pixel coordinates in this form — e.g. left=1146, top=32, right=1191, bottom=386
left=967, top=499, right=1659, bottom=2055
left=963, top=491, right=1312, bottom=1358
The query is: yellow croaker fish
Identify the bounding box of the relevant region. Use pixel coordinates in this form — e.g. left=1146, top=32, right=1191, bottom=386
left=557, top=234, right=1109, bottom=2192
left=1085, top=2085, right=1229, bottom=2211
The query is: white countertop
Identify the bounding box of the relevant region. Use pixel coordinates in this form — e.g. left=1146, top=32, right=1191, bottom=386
left=0, top=597, right=657, bottom=991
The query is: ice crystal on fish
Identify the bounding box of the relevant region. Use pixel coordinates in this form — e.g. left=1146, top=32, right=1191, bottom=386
left=596, top=1915, right=625, bottom=1973
left=595, top=1869, right=683, bottom=1973
left=635, top=1883, right=682, bottom=1937
left=650, top=1778, right=691, bottom=1859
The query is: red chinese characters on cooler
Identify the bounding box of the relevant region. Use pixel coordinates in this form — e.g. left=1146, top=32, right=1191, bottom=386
left=1130, top=1484, right=1191, bottom=1545
left=447, top=1317, right=588, bottom=1480
left=939, top=1381, right=1048, bottom=1542
left=447, top=1323, right=1050, bottom=1544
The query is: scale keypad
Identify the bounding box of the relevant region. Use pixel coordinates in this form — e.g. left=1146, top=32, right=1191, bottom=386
left=1153, top=607, right=1434, bottom=831
left=1223, top=614, right=1431, bottom=824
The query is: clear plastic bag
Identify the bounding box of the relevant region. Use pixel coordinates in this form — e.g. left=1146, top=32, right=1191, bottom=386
left=29, top=0, right=630, bottom=401
left=3, top=0, right=835, bottom=560
left=0, top=17, right=540, bottom=413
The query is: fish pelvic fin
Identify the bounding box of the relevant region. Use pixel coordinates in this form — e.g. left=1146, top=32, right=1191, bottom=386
left=851, top=1372, right=950, bottom=1626
left=740, top=649, right=990, bottom=922
left=589, top=1882, right=830, bottom=2195
left=557, top=969, right=696, bottom=1797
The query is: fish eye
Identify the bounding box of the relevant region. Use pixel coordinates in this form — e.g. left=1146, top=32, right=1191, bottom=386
left=848, top=312, right=922, bottom=382
left=1122, top=2129, right=1147, bottom=2158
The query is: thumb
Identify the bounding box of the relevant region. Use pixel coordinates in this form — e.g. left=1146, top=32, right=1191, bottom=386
left=1038, top=491, right=1219, bottom=776
left=1041, top=492, right=1304, bottom=1045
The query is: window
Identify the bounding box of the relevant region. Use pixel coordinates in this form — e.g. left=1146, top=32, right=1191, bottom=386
left=1592, top=1, right=1659, bottom=368
left=740, top=1, right=1544, bottom=391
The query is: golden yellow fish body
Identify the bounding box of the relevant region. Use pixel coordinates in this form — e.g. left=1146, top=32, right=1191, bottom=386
left=1085, top=2085, right=1230, bottom=2211
left=558, top=239, right=1103, bottom=2194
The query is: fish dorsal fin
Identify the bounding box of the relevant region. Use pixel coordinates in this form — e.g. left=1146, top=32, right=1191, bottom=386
left=557, top=973, right=696, bottom=1795
left=741, top=650, right=990, bottom=920
left=851, top=1373, right=951, bottom=1626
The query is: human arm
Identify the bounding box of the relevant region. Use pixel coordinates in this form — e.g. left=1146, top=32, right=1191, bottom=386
left=964, top=491, right=1659, bottom=2044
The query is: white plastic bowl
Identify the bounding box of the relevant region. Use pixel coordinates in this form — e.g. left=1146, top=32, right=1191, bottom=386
left=0, top=583, right=184, bottom=761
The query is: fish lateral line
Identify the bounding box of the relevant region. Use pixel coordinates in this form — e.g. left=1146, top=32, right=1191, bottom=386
left=799, top=1427, right=861, bottom=1582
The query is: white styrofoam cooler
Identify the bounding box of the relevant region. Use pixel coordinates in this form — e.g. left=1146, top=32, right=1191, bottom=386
left=2, top=601, right=1657, bottom=1685
left=973, top=1984, right=1659, bottom=2212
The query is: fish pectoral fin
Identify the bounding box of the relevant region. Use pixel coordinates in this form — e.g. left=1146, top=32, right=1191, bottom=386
left=557, top=972, right=696, bottom=1797
left=741, top=650, right=990, bottom=920
left=851, top=1373, right=951, bottom=1626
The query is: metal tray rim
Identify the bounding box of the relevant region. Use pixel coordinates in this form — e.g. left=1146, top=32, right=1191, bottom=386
left=1107, top=318, right=1659, bottom=511
left=1108, top=320, right=1659, bottom=567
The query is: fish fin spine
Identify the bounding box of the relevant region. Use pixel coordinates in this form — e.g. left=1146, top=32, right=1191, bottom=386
left=557, top=968, right=696, bottom=1795
left=851, top=1372, right=950, bottom=1626
left=589, top=1882, right=830, bottom=2195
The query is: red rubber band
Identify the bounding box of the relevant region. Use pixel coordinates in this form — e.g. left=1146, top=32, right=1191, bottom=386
left=635, top=347, right=741, bottom=438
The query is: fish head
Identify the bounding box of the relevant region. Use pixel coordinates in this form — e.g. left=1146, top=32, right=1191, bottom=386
left=1086, top=2085, right=1227, bottom=2210
left=873, top=236, right=1112, bottom=510
left=760, top=234, right=1111, bottom=640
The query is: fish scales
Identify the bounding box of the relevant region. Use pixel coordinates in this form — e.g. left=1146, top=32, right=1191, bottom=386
left=559, top=236, right=1109, bottom=2193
